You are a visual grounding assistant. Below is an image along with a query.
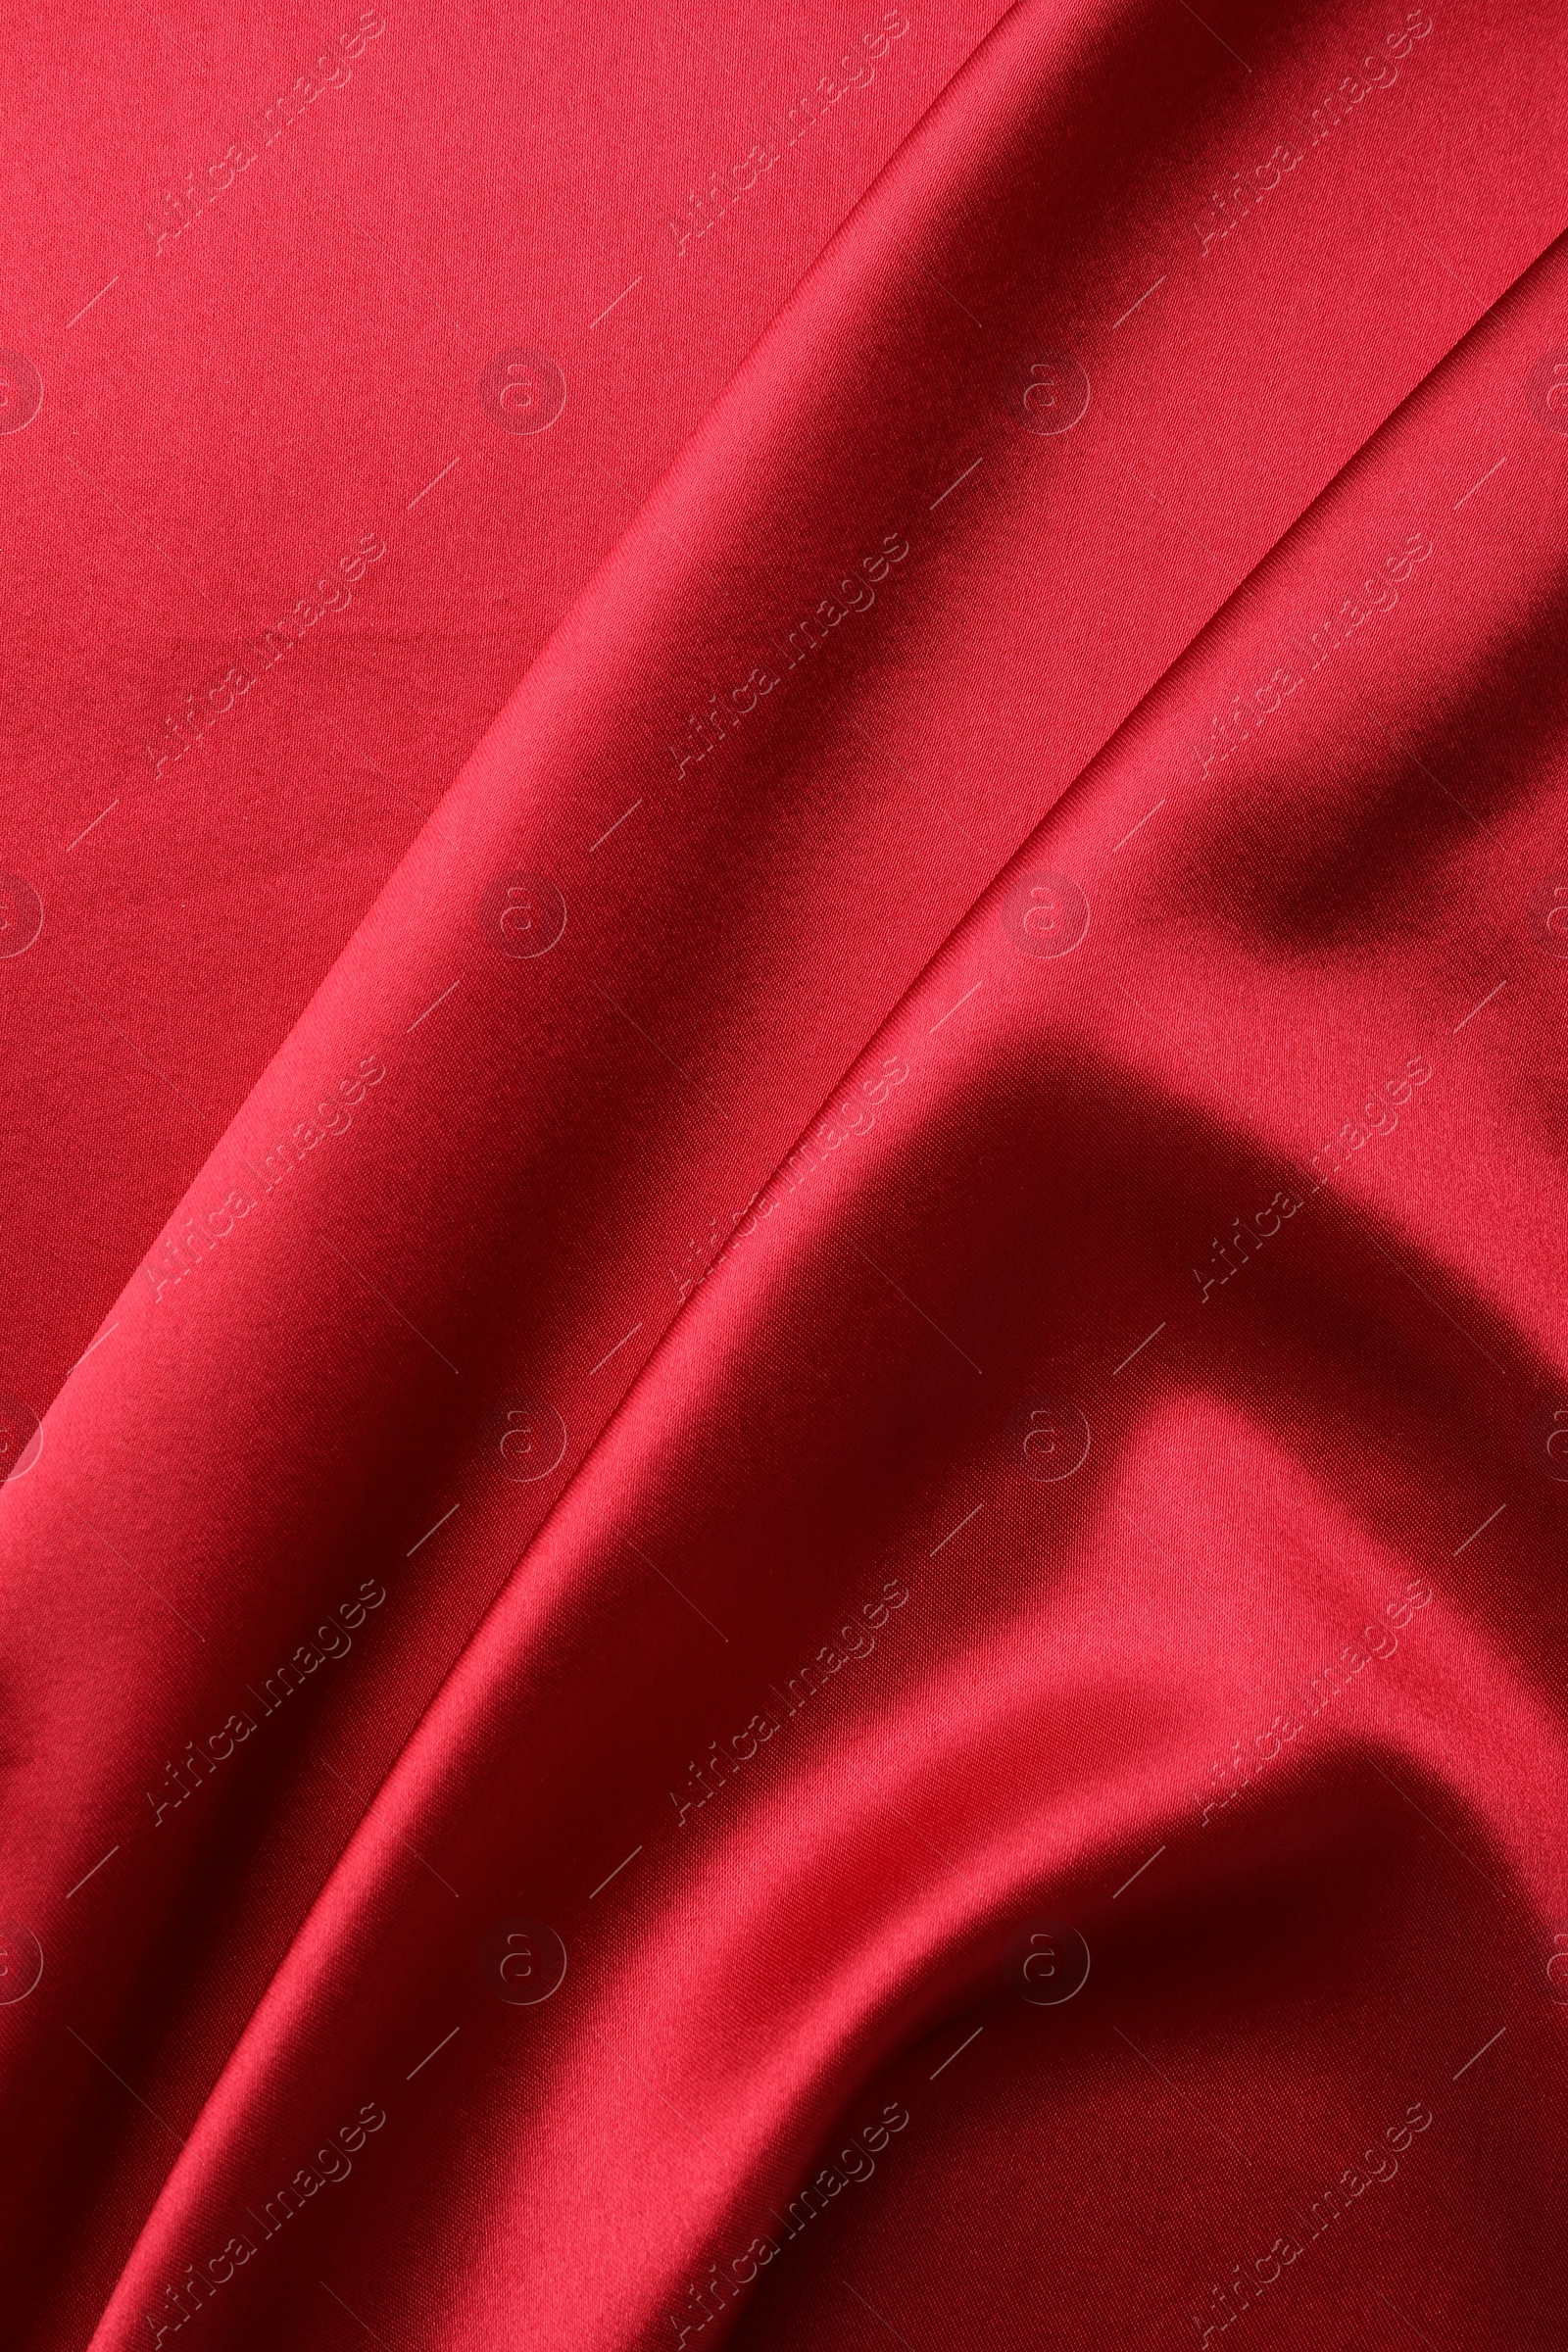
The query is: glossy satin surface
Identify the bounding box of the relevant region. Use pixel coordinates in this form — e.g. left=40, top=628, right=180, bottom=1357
left=1, top=2, right=1566, bottom=2346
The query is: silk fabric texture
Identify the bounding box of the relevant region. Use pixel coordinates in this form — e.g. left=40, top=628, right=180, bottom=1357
left=2, top=0, right=1567, bottom=2345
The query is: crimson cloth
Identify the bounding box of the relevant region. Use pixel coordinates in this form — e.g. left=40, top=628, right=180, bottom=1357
left=1, top=1, right=1566, bottom=2345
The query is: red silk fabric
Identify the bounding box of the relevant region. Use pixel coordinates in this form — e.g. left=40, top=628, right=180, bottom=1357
left=2, top=1, right=1567, bottom=2345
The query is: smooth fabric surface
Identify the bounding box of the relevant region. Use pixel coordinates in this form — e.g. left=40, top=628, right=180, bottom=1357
left=2, top=1, right=1567, bottom=2345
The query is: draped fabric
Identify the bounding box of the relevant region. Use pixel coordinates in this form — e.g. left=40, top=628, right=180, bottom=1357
left=2, top=1, right=1566, bottom=2345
